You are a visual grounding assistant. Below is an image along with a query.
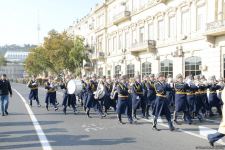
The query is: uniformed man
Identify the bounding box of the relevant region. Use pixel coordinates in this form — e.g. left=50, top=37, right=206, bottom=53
left=208, top=76, right=222, bottom=116
left=60, top=75, right=77, bottom=115
left=45, top=76, right=58, bottom=111
left=173, top=74, right=192, bottom=125
left=103, top=76, right=115, bottom=114
left=27, top=75, right=41, bottom=107
left=131, top=75, right=144, bottom=119
left=152, top=72, right=175, bottom=131
left=85, top=74, right=105, bottom=118
left=81, top=76, right=88, bottom=111
left=116, top=75, right=133, bottom=124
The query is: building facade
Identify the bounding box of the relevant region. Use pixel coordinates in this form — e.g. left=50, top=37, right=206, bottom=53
left=0, top=51, right=30, bottom=79
left=72, top=0, right=225, bottom=79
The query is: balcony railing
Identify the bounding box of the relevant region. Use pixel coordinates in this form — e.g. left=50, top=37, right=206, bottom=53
left=89, top=51, right=105, bottom=60
left=83, top=62, right=93, bottom=70
left=113, top=11, right=131, bottom=25
left=205, top=20, right=225, bottom=36
left=131, top=40, right=156, bottom=54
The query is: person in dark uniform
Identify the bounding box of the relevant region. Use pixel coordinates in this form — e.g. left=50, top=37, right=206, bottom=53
left=103, top=76, right=115, bottom=114
left=166, top=74, right=175, bottom=107
left=60, top=76, right=77, bottom=115
left=116, top=75, right=133, bottom=124
left=173, top=74, right=192, bottom=125
left=207, top=76, right=222, bottom=116
left=185, top=75, right=198, bottom=119
left=145, top=74, right=156, bottom=119
left=85, top=74, right=105, bottom=118
left=131, top=75, right=144, bottom=119
left=45, top=76, right=58, bottom=111
left=81, top=76, right=88, bottom=111
left=0, top=74, right=12, bottom=116
left=217, top=77, right=224, bottom=106
left=27, top=75, right=41, bottom=107
left=152, top=72, right=175, bottom=131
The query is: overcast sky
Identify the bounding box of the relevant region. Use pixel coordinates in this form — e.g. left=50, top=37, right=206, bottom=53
left=0, top=0, right=100, bottom=46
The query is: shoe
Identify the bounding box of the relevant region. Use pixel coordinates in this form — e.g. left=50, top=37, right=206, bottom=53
left=5, top=111, right=8, bottom=115
left=173, top=120, right=182, bottom=125
left=46, top=106, right=49, bottom=111
left=152, top=126, right=160, bottom=131
left=169, top=126, right=175, bottom=131
left=118, top=120, right=126, bottom=124
left=37, top=104, right=41, bottom=107
left=54, top=107, right=58, bottom=111
left=101, top=114, right=106, bottom=119
left=2, top=113, right=5, bottom=116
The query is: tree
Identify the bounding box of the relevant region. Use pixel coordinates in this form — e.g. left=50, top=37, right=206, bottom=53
left=0, top=55, right=6, bottom=66
left=25, top=29, right=88, bottom=77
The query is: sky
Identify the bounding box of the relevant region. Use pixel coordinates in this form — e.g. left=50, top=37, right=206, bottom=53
left=0, top=0, right=101, bottom=46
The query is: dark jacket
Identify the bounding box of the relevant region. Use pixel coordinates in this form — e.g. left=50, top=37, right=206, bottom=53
left=0, top=79, right=12, bottom=96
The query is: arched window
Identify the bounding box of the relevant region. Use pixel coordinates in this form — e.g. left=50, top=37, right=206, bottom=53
left=142, top=62, right=151, bottom=77
left=185, top=56, right=201, bottom=77
left=126, top=64, right=135, bottom=78
left=114, top=65, right=121, bottom=78
left=160, top=59, right=173, bottom=77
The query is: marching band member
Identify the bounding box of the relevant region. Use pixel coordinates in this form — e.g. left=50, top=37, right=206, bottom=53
left=131, top=75, right=144, bottom=119
left=166, top=74, right=175, bottom=107
left=173, top=74, right=192, bottom=125
left=142, top=74, right=156, bottom=119
left=199, top=75, right=210, bottom=117
left=60, top=75, right=77, bottom=115
left=185, top=75, right=198, bottom=118
left=103, top=76, right=115, bottom=114
left=27, top=75, right=41, bottom=107
left=217, top=78, right=224, bottom=113
left=81, top=76, right=88, bottom=111
left=152, top=72, right=175, bottom=131
left=208, top=76, right=222, bottom=116
left=85, top=74, right=105, bottom=118
left=116, top=75, right=133, bottom=124
left=44, top=76, right=58, bottom=111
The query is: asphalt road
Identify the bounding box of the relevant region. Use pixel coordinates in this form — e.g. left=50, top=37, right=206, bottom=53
left=0, top=83, right=224, bottom=150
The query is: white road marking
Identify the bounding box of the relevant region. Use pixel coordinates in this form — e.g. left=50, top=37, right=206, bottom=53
left=143, top=118, right=225, bottom=145
left=13, top=89, right=52, bottom=150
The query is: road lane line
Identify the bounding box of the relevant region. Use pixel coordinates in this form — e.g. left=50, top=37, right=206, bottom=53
left=142, top=118, right=225, bottom=145
left=13, top=89, right=52, bottom=150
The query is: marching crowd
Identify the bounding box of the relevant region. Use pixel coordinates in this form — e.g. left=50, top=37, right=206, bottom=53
left=26, top=72, right=225, bottom=146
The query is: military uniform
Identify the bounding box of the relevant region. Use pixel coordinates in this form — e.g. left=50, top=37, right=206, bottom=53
left=116, top=82, right=133, bottom=124
left=27, top=79, right=40, bottom=107
left=60, top=82, right=77, bottom=115
left=86, top=80, right=104, bottom=118
left=208, top=83, right=222, bottom=116
left=45, top=81, right=58, bottom=111
left=152, top=80, right=174, bottom=131
left=131, top=81, right=144, bottom=118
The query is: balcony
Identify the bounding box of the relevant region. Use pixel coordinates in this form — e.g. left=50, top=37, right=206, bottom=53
left=85, top=44, right=95, bottom=53
left=83, top=62, right=93, bottom=70
left=97, top=51, right=105, bottom=60
left=130, top=40, right=156, bottom=55
left=113, top=11, right=131, bottom=25
left=205, top=20, right=225, bottom=36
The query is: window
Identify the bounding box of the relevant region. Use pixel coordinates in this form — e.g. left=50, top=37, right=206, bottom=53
left=196, top=5, right=206, bottom=31
left=126, top=64, right=135, bottom=78
left=158, top=20, right=164, bottom=40
left=115, top=65, right=121, bottom=77
left=139, top=26, right=145, bottom=43
left=108, top=38, right=111, bottom=52
left=125, top=31, right=130, bottom=49
left=181, top=10, right=190, bottom=35
left=169, top=16, right=176, bottom=39
left=142, top=62, right=151, bottom=77
left=148, top=23, right=154, bottom=40
left=98, top=68, right=103, bottom=77
left=98, top=35, right=103, bottom=51
left=160, top=59, right=173, bottom=77
left=132, top=30, right=137, bottom=45
left=185, top=56, right=202, bottom=77
left=113, top=36, right=117, bottom=52
left=118, top=34, right=122, bottom=49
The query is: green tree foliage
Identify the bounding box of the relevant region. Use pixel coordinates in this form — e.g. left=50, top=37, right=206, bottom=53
left=25, top=29, right=88, bottom=76
left=0, top=55, right=6, bottom=66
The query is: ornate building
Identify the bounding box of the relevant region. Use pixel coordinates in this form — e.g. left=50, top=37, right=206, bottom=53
left=71, top=0, right=225, bottom=79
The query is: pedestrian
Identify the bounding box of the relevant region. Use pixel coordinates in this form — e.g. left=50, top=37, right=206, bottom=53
left=0, top=74, right=12, bottom=116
